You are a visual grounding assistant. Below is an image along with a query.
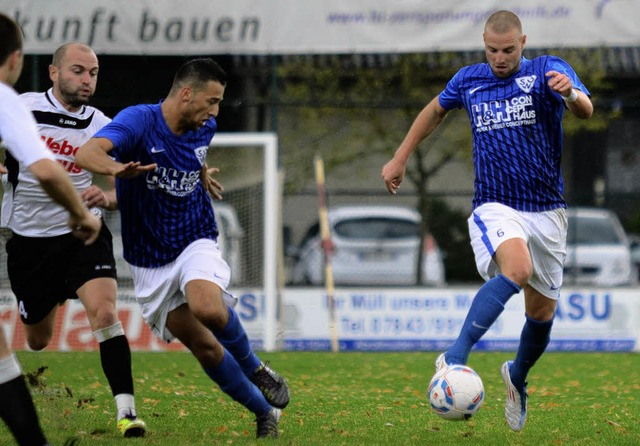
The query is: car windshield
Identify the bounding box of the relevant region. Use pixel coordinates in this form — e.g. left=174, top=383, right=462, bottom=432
left=567, top=215, right=623, bottom=244
left=334, top=217, right=419, bottom=239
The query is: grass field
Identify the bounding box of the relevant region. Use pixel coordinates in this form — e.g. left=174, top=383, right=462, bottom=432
left=1, top=351, right=638, bottom=445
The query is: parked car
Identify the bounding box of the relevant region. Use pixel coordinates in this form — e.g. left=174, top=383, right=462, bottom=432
left=628, top=234, right=640, bottom=280
left=289, top=205, right=445, bottom=286
left=564, top=207, right=637, bottom=286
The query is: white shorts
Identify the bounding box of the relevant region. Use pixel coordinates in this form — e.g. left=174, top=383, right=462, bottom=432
left=468, top=203, right=567, bottom=299
left=129, top=239, right=239, bottom=342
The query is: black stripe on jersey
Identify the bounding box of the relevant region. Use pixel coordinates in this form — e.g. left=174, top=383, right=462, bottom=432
left=31, top=110, right=95, bottom=129
left=4, top=150, right=19, bottom=192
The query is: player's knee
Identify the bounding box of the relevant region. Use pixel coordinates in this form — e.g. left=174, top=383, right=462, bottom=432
left=26, top=335, right=51, bottom=351
left=87, top=306, right=118, bottom=330
left=191, top=304, right=227, bottom=330
left=503, top=266, right=532, bottom=287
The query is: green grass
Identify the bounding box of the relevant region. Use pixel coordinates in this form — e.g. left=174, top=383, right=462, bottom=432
left=1, top=351, right=639, bottom=445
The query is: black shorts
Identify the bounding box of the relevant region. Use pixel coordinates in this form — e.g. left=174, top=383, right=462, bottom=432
left=6, top=221, right=118, bottom=325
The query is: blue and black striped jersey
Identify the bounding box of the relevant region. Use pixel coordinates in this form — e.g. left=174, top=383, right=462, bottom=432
left=94, top=103, right=218, bottom=267
left=439, top=56, right=589, bottom=212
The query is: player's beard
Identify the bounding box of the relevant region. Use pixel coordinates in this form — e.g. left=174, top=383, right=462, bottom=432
left=62, top=90, right=92, bottom=108
left=58, top=78, right=93, bottom=108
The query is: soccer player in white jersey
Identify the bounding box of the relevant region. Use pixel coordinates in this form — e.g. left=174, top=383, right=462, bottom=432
left=0, top=14, right=101, bottom=446
left=2, top=42, right=146, bottom=437
left=381, top=10, right=593, bottom=432
left=75, top=58, right=289, bottom=438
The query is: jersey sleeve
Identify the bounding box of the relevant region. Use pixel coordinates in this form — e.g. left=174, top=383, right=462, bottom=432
left=93, top=106, right=145, bottom=160
left=438, top=68, right=465, bottom=110
left=0, top=86, right=54, bottom=167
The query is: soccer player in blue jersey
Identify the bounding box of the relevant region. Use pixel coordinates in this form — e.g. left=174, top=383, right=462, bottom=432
left=75, top=58, right=289, bottom=438
left=381, top=10, right=593, bottom=431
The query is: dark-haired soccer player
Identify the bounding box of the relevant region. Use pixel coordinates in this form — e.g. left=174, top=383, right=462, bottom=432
left=382, top=10, right=593, bottom=432
left=0, top=12, right=101, bottom=446
left=75, top=57, right=289, bottom=438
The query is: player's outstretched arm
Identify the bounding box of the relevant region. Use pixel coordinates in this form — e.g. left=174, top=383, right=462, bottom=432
left=381, top=96, right=449, bottom=194
left=76, top=137, right=157, bottom=178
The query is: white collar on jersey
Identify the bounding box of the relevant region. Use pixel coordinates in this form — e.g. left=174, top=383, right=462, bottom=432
left=44, top=88, right=88, bottom=116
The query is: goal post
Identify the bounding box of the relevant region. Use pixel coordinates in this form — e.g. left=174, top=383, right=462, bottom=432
left=208, top=132, right=280, bottom=352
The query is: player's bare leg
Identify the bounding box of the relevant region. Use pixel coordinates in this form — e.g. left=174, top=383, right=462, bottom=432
left=185, top=279, right=290, bottom=408
left=167, top=304, right=280, bottom=437
left=77, top=278, right=146, bottom=437
left=22, top=306, right=59, bottom=352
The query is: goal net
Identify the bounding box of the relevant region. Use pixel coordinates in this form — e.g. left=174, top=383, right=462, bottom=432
left=204, top=133, right=280, bottom=351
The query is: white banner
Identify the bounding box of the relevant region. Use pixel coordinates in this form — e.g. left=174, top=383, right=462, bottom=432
left=278, top=288, right=640, bottom=351
left=0, top=0, right=638, bottom=55
left=2, top=287, right=638, bottom=352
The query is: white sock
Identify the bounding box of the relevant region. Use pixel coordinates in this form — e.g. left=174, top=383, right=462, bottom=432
left=0, top=354, right=22, bottom=384
left=115, top=393, right=136, bottom=420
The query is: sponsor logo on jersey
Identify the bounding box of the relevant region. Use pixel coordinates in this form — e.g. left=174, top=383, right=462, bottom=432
left=41, top=135, right=83, bottom=173
left=471, top=95, right=537, bottom=133
left=146, top=167, right=200, bottom=196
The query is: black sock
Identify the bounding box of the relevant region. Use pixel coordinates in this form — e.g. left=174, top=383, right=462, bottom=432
left=0, top=375, right=48, bottom=445
left=99, top=335, right=134, bottom=396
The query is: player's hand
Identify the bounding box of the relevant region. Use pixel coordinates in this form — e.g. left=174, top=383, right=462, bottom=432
left=81, top=185, right=110, bottom=209
left=0, top=162, right=7, bottom=174
left=68, top=211, right=102, bottom=245
left=113, top=161, right=157, bottom=179
left=545, top=70, right=573, bottom=98
left=201, top=164, right=224, bottom=200
left=381, top=158, right=406, bottom=195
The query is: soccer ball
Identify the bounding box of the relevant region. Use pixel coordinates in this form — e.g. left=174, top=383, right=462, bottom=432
left=427, top=365, right=485, bottom=421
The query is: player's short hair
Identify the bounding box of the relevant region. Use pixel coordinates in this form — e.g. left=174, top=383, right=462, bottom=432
left=484, top=10, right=522, bottom=35
left=0, top=13, right=23, bottom=66
left=170, top=58, right=227, bottom=94
left=51, top=42, right=95, bottom=67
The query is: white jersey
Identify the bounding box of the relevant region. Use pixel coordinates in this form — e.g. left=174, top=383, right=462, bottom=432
left=0, top=82, right=54, bottom=176
left=1, top=88, right=110, bottom=236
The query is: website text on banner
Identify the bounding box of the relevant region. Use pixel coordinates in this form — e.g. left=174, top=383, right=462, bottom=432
left=1, top=0, right=638, bottom=55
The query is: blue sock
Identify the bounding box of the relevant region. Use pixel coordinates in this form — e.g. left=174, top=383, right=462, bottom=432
left=446, top=274, right=520, bottom=364
left=212, top=307, right=261, bottom=376
left=203, top=349, right=271, bottom=415
left=510, top=315, right=554, bottom=389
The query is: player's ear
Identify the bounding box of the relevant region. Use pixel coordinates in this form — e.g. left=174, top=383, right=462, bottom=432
left=48, top=63, right=58, bottom=83
left=179, top=85, right=193, bottom=101
left=9, top=49, right=21, bottom=70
